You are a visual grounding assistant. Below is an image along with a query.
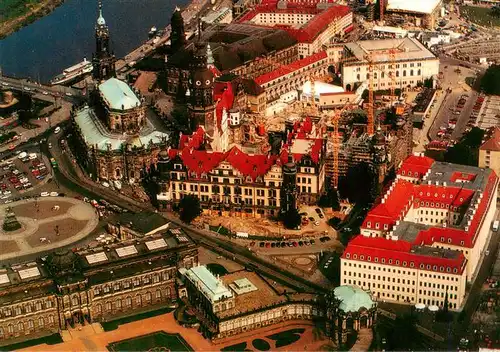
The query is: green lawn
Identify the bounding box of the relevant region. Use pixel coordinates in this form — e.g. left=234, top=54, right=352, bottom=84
left=0, top=0, right=44, bottom=23
left=107, top=331, right=193, bottom=352
left=266, top=328, right=305, bottom=348
left=460, top=6, right=500, bottom=27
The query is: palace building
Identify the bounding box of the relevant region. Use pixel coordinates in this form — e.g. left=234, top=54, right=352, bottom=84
left=0, top=224, right=198, bottom=344
left=238, top=0, right=353, bottom=58
left=340, top=37, right=439, bottom=92
left=340, top=154, right=499, bottom=309
left=178, top=264, right=376, bottom=341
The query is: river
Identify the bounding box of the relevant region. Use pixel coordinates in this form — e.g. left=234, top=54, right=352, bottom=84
left=0, top=0, right=189, bottom=84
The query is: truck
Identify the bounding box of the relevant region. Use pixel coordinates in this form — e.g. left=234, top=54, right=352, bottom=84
left=493, top=220, right=499, bottom=232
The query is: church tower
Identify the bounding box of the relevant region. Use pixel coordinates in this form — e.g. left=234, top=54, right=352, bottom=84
left=92, top=0, right=116, bottom=81
left=280, top=154, right=298, bottom=215
left=170, top=7, right=186, bottom=53
left=187, top=42, right=216, bottom=135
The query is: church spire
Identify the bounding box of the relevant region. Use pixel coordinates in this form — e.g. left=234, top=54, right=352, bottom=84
left=207, top=44, right=214, bottom=67
left=97, top=0, right=106, bottom=26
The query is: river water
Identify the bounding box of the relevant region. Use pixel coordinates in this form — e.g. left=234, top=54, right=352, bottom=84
left=0, top=0, right=189, bottom=83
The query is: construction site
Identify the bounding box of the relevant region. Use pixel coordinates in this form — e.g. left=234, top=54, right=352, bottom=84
left=443, top=35, right=500, bottom=64
left=258, top=48, right=414, bottom=191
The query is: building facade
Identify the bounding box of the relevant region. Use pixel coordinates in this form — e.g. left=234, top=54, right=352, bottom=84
left=340, top=38, right=439, bottom=92
left=0, top=227, right=198, bottom=344
left=341, top=155, right=499, bottom=309
left=479, top=127, right=500, bottom=197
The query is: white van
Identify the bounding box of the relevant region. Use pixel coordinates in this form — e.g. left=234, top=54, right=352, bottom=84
left=493, top=220, right=499, bottom=232
left=54, top=127, right=61, bottom=134
left=29, top=153, right=37, bottom=160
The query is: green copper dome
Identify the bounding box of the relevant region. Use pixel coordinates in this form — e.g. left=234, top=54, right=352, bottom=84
left=334, top=285, right=375, bottom=313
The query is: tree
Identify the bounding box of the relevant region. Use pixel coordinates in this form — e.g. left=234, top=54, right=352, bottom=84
left=328, top=217, right=342, bottom=229
left=282, top=208, right=301, bottom=229
left=385, top=314, right=421, bottom=351
left=481, top=65, right=500, bottom=95
left=491, top=5, right=500, bottom=17
left=444, top=127, right=485, bottom=166
left=338, top=162, right=377, bottom=204
left=179, top=194, right=202, bottom=223
left=171, top=106, right=191, bottom=133
left=321, top=290, right=344, bottom=347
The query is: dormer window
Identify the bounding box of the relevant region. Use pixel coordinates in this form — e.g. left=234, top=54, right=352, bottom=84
left=353, top=254, right=358, bottom=259
left=346, top=253, right=351, bottom=259
left=375, top=223, right=380, bottom=229
left=367, top=221, right=371, bottom=228
left=448, top=238, right=452, bottom=244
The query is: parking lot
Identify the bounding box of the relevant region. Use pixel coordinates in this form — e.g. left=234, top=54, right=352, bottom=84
left=0, top=152, right=50, bottom=203
left=474, top=95, right=500, bottom=129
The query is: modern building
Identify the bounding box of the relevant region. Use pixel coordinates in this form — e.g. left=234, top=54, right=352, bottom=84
left=238, top=0, right=353, bottom=58
left=0, top=224, right=198, bottom=344
left=385, top=0, right=443, bottom=29
left=341, top=155, right=499, bottom=309
left=178, top=264, right=376, bottom=341
left=70, top=77, right=169, bottom=183
left=340, top=37, right=439, bottom=92
left=479, top=127, right=500, bottom=196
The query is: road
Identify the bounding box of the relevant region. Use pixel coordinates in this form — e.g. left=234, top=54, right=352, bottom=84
left=43, top=129, right=327, bottom=294
left=0, top=75, right=82, bottom=102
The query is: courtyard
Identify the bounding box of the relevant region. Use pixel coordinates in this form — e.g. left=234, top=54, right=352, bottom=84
left=19, top=312, right=331, bottom=352
left=0, top=196, right=99, bottom=260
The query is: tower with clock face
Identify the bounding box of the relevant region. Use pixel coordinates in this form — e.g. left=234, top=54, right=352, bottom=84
left=187, top=43, right=216, bottom=135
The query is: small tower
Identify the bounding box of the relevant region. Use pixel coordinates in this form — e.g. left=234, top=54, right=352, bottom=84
left=170, top=6, right=186, bottom=53
left=207, top=44, right=215, bottom=68
left=187, top=43, right=216, bottom=135
left=280, top=152, right=298, bottom=214
left=92, top=0, right=116, bottom=81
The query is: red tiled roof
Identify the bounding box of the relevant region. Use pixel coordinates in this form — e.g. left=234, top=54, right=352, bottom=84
left=179, top=127, right=205, bottom=150
left=179, top=148, right=227, bottom=175
left=413, top=185, right=474, bottom=208
left=280, top=138, right=323, bottom=164
left=255, top=51, right=327, bottom=85
left=239, top=3, right=351, bottom=44
left=226, top=147, right=277, bottom=180
left=480, top=126, right=500, bottom=151
left=342, top=235, right=467, bottom=274
left=214, top=81, right=235, bottom=131
left=208, top=65, right=221, bottom=78
left=362, top=179, right=415, bottom=230
left=450, top=172, right=477, bottom=183
left=397, top=154, right=435, bottom=179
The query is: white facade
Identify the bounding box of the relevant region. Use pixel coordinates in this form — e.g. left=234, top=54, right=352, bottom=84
left=340, top=258, right=467, bottom=309
left=342, top=58, right=439, bottom=91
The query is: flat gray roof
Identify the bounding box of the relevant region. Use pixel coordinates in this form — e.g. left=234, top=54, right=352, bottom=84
left=344, top=37, right=437, bottom=64
left=426, top=162, right=493, bottom=191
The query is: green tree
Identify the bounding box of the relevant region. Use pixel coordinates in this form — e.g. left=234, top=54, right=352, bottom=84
left=444, top=127, right=485, bottom=166
left=321, top=290, right=344, bottom=347
left=339, top=162, right=377, bottom=204
left=481, top=65, right=500, bottom=94
left=171, top=106, right=191, bottom=133
left=282, top=208, right=301, bottom=229
left=328, top=217, right=342, bottom=229
left=386, top=314, right=421, bottom=351
left=179, top=194, right=202, bottom=223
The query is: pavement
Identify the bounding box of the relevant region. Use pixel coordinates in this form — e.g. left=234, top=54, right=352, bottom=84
left=0, top=196, right=98, bottom=261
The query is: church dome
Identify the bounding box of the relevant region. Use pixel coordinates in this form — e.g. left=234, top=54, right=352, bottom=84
left=334, top=285, right=376, bottom=313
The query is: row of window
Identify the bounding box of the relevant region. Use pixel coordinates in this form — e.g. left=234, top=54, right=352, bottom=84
left=95, top=290, right=166, bottom=312
left=1, top=300, right=53, bottom=318
left=94, top=271, right=171, bottom=296
left=0, top=316, right=55, bottom=336
left=343, top=257, right=460, bottom=274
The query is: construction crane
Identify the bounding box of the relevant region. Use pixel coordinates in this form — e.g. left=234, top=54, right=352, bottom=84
left=379, top=0, right=385, bottom=22
left=365, top=53, right=376, bottom=136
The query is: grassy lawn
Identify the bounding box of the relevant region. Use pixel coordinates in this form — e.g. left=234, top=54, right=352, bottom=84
left=221, top=342, right=248, bottom=351
left=0, top=333, right=62, bottom=351
left=101, top=307, right=174, bottom=332
left=460, top=6, right=500, bottom=27
left=267, top=328, right=306, bottom=348
left=107, top=331, right=193, bottom=352
left=0, top=0, right=44, bottom=23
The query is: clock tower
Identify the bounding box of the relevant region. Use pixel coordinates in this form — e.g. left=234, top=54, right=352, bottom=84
left=187, top=43, right=216, bottom=135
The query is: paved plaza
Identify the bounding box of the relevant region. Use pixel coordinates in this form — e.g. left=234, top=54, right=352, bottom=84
left=0, top=197, right=98, bottom=260
left=20, top=312, right=331, bottom=352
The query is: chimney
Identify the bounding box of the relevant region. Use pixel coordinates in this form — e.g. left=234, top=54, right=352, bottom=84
left=382, top=198, right=385, bottom=204
left=443, top=222, right=447, bottom=228
left=428, top=180, right=432, bottom=185
left=435, top=181, right=439, bottom=186
left=465, top=226, right=469, bottom=231
left=396, top=220, right=400, bottom=226
left=443, top=182, right=447, bottom=187
left=391, top=235, right=399, bottom=241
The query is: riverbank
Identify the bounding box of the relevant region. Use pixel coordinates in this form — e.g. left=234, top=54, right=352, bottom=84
left=0, top=0, right=65, bottom=39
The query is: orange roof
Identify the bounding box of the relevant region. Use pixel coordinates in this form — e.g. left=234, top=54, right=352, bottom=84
left=480, top=126, right=500, bottom=151
left=255, top=51, right=327, bottom=85
left=239, top=2, right=351, bottom=44
left=397, top=154, right=435, bottom=179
